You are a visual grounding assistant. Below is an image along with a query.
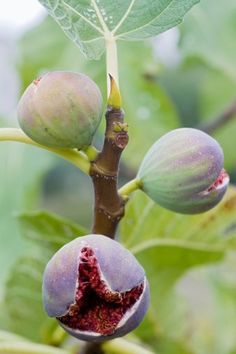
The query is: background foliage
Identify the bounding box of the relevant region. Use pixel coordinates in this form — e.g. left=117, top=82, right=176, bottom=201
left=1, top=0, right=236, bottom=353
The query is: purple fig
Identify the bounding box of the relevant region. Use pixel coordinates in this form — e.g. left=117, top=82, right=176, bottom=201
left=137, top=128, right=229, bottom=214
left=17, top=71, right=103, bottom=149
left=42, top=234, right=149, bottom=342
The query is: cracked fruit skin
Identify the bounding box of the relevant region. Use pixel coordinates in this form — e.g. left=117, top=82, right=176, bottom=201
left=42, top=234, right=150, bottom=342
left=17, top=71, right=103, bottom=149
left=137, top=128, right=229, bottom=214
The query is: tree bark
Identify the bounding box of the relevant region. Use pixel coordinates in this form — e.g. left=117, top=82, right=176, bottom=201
left=90, top=106, right=128, bottom=238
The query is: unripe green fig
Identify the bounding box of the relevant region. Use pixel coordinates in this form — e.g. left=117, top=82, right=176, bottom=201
left=137, top=128, right=229, bottom=214
left=17, top=71, right=103, bottom=149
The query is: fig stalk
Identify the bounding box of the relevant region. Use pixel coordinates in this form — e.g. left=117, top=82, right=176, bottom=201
left=0, top=128, right=90, bottom=174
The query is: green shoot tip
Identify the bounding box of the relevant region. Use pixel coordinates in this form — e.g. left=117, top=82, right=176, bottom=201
left=108, top=74, right=122, bottom=109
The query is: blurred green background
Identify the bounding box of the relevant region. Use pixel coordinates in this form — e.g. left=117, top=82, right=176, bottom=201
left=0, top=1, right=236, bottom=353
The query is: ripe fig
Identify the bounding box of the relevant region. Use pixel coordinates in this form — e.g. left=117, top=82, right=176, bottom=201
left=17, top=71, right=103, bottom=149
left=137, top=128, right=229, bottom=214
left=43, top=234, right=149, bottom=342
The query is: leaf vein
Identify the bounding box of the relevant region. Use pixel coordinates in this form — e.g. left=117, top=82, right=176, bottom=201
left=112, top=0, right=137, bottom=35
left=62, top=0, right=104, bottom=35
left=91, top=0, right=110, bottom=35
left=130, top=238, right=224, bottom=255
left=116, top=0, right=176, bottom=38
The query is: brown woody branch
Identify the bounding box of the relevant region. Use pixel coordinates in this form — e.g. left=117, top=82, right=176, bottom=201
left=90, top=106, right=128, bottom=238
left=80, top=342, right=104, bottom=354
left=197, top=99, right=236, bottom=134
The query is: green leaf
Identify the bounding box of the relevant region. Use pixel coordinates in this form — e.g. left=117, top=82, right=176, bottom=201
left=180, top=0, right=236, bottom=83
left=133, top=241, right=223, bottom=345
left=17, top=210, right=87, bottom=251
left=0, top=140, right=53, bottom=297
left=3, top=210, right=87, bottom=342
left=121, top=188, right=236, bottom=251
left=187, top=258, right=236, bottom=354
left=38, top=0, right=199, bottom=59
left=120, top=188, right=236, bottom=344
left=4, top=254, right=52, bottom=341
left=153, top=337, right=193, bottom=354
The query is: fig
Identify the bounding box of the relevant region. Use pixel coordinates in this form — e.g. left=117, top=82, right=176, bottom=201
left=137, top=128, right=229, bottom=214
left=17, top=71, right=103, bottom=149
left=43, top=234, right=149, bottom=342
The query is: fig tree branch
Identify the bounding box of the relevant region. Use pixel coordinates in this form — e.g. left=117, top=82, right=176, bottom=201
left=90, top=76, right=128, bottom=239
left=197, top=99, right=236, bottom=134
left=80, top=342, right=103, bottom=354
left=90, top=105, right=128, bottom=237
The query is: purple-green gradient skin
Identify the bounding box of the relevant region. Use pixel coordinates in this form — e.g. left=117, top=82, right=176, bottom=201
left=17, top=71, right=103, bottom=149
left=137, top=128, right=229, bottom=214
left=42, top=234, right=150, bottom=342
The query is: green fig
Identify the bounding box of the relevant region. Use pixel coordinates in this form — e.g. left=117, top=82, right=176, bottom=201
left=17, top=71, right=103, bottom=149
left=137, top=128, right=229, bottom=214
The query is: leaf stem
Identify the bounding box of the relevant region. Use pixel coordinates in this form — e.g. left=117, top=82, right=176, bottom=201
left=119, top=178, right=141, bottom=198
left=105, top=36, right=119, bottom=96
left=0, top=128, right=90, bottom=174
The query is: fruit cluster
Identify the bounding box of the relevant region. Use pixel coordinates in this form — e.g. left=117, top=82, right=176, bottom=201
left=18, top=71, right=229, bottom=342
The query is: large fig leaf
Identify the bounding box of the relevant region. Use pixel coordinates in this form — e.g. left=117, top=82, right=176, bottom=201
left=120, top=187, right=236, bottom=344
left=38, top=0, right=199, bottom=59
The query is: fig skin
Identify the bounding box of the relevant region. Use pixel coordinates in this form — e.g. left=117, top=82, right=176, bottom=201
left=42, top=234, right=150, bottom=342
left=17, top=71, right=103, bottom=149
left=137, top=128, right=229, bottom=214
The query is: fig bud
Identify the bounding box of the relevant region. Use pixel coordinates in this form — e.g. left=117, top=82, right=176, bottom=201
left=43, top=234, right=149, bottom=342
left=137, top=128, right=229, bottom=214
left=17, top=71, right=103, bottom=149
